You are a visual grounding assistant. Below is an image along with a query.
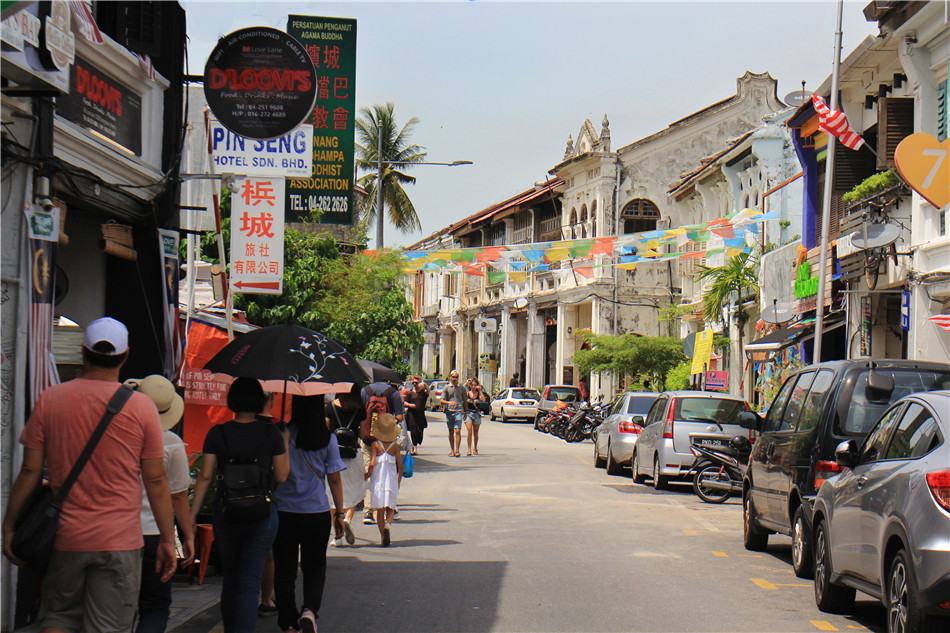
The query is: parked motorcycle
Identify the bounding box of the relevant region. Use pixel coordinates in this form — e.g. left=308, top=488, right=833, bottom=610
left=538, top=400, right=572, bottom=434
left=686, top=435, right=752, bottom=503
left=564, top=397, right=607, bottom=443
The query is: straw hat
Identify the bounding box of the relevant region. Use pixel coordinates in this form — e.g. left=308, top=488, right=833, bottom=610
left=371, top=412, right=399, bottom=442
left=125, top=375, right=184, bottom=431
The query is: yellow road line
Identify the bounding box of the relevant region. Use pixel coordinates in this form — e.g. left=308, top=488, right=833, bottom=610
left=750, top=578, right=812, bottom=590
left=738, top=554, right=763, bottom=558
left=712, top=551, right=728, bottom=557
left=810, top=621, right=838, bottom=631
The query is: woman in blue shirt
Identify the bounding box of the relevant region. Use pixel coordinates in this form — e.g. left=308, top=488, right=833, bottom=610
left=271, top=395, right=345, bottom=633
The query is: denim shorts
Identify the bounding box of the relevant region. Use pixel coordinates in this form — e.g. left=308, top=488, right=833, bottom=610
left=466, top=410, right=482, bottom=425
left=445, top=409, right=463, bottom=429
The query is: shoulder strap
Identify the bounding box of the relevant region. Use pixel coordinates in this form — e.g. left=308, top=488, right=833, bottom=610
left=54, top=384, right=134, bottom=507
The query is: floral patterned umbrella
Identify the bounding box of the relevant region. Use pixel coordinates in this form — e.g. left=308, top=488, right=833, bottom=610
left=204, top=323, right=369, bottom=395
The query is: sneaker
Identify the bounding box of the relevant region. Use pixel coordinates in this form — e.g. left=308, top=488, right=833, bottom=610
left=298, top=608, right=318, bottom=633
left=329, top=537, right=343, bottom=547
left=393, top=508, right=400, bottom=520
left=343, top=520, right=355, bottom=545
left=258, top=603, right=278, bottom=617
left=363, top=512, right=374, bottom=525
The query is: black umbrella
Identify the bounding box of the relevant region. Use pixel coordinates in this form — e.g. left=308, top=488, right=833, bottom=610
left=357, top=359, right=404, bottom=384
left=204, top=323, right=369, bottom=396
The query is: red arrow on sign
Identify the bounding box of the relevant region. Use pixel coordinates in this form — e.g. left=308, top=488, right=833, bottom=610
left=234, top=280, right=280, bottom=291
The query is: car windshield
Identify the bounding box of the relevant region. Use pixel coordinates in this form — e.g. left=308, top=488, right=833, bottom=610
left=674, top=397, right=745, bottom=424
left=511, top=389, right=540, bottom=400
left=626, top=396, right=657, bottom=414
left=840, top=369, right=950, bottom=436
left=548, top=388, right=579, bottom=401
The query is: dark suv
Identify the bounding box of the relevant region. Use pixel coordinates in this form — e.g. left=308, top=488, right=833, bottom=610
left=739, top=359, right=950, bottom=579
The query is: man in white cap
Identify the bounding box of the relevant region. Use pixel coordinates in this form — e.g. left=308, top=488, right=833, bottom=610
left=2, top=317, right=178, bottom=632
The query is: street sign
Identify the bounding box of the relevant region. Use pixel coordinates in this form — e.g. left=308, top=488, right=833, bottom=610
left=894, top=133, right=948, bottom=209
left=474, top=317, right=497, bottom=333
left=210, top=119, right=313, bottom=178
left=204, top=26, right=317, bottom=140
left=705, top=370, right=728, bottom=391
left=230, top=177, right=285, bottom=295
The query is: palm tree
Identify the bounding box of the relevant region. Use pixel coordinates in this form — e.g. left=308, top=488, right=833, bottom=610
left=696, top=250, right=759, bottom=384
left=355, top=102, right=426, bottom=246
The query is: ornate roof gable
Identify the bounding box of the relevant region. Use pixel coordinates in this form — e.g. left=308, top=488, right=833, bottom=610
left=563, top=115, right=611, bottom=160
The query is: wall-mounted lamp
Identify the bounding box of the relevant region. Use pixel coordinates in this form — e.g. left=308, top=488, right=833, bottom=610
left=864, top=95, right=879, bottom=109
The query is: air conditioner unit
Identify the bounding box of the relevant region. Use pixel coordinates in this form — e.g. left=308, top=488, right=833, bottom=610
left=473, top=317, right=498, bottom=333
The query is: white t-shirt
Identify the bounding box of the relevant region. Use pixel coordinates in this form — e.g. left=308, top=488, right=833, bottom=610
left=140, top=430, right=192, bottom=535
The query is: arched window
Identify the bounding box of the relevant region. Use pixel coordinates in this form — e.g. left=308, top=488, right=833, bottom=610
left=568, top=208, right=578, bottom=239
left=579, top=205, right=588, bottom=238
left=621, top=199, right=660, bottom=234
left=590, top=200, right=597, bottom=237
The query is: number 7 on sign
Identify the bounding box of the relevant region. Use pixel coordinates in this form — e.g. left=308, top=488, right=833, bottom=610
left=895, top=134, right=949, bottom=209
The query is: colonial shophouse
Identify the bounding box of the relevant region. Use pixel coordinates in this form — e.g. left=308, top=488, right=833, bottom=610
left=409, top=72, right=786, bottom=397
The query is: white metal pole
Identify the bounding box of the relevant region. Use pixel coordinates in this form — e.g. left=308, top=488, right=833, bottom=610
left=375, top=118, right=384, bottom=250
left=813, top=0, right=844, bottom=362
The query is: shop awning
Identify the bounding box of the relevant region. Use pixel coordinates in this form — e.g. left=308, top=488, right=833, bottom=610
left=746, top=312, right=845, bottom=362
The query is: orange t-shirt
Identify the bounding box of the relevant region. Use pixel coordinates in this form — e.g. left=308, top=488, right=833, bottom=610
left=20, top=378, right=164, bottom=552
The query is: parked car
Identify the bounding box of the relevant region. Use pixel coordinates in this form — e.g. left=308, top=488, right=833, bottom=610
left=631, top=391, right=750, bottom=490
left=427, top=380, right=449, bottom=411
left=740, top=359, right=950, bottom=580
left=533, top=385, right=581, bottom=429
left=489, top=388, right=541, bottom=422
left=593, top=392, right=659, bottom=475
left=811, top=391, right=950, bottom=633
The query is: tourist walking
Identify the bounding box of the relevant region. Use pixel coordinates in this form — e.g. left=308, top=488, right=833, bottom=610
left=2, top=317, right=178, bottom=631
left=440, top=371, right=468, bottom=457
left=465, top=379, right=488, bottom=456
left=404, top=376, right=429, bottom=453
left=190, top=377, right=289, bottom=633
left=360, top=382, right=405, bottom=524
left=364, top=413, right=403, bottom=546
left=271, top=395, right=345, bottom=633
left=124, top=374, right=195, bottom=633
left=327, top=385, right=367, bottom=545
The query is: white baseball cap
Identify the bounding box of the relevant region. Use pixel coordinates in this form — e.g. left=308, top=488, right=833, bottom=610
left=82, top=317, right=129, bottom=355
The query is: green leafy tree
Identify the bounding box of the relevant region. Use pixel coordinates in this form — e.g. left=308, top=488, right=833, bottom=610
left=355, top=102, right=427, bottom=237
left=573, top=331, right=687, bottom=391
left=696, top=250, right=759, bottom=367
left=665, top=361, right=691, bottom=391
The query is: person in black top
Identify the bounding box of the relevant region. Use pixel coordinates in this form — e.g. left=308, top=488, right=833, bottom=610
left=190, top=378, right=289, bottom=633
left=403, top=376, right=428, bottom=454
left=327, top=384, right=368, bottom=545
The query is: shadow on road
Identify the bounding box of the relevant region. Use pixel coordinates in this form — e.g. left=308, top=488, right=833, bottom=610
left=322, top=558, right=506, bottom=632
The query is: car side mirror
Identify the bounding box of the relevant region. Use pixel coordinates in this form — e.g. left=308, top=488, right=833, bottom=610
left=835, top=439, right=859, bottom=468
left=739, top=410, right=763, bottom=432
left=631, top=415, right=645, bottom=425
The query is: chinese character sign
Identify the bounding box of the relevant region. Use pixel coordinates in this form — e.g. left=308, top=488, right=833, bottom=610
left=230, top=177, right=285, bottom=295
left=285, top=15, right=356, bottom=224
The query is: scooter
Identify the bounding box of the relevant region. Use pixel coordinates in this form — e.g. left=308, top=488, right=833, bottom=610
left=686, top=435, right=752, bottom=503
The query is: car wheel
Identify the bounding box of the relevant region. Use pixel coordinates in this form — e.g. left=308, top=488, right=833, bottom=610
left=490, top=409, right=496, bottom=421
left=594, top=440, right=606, bottom=468
left=814, top=519, right=855, bottom=613
left=501, top=410, right=509, bottom=423
left=605, top=442, right=623, bottom=476
left=742, top=492, right=769, bottom=551
left=791, top=506, right=814, bottom=579
left=652, top=455, right=668, bottom=490
left=886, top=548, right=938, bottom=633
left=631, top=450, right=648, bottom=484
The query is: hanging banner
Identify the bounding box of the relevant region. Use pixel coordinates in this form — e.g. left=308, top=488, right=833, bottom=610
left=285, top=15, right=357, bottom=224
left=27, top=204, right=60, bottom=404
left=690, top=329, right=715, bottom=375
left=230, top=177, right=286, bottom=295
left=158, top=229, right=182, bottom=379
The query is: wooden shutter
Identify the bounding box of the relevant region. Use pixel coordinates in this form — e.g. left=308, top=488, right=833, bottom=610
left=877, top=98, right=914, bottom=169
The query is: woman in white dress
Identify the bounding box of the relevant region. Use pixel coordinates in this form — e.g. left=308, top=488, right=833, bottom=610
left=364, top=413, right=403, bottom=546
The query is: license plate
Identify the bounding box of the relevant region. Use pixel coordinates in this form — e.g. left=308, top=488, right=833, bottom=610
left=696, top=439, right=725, bottom=447
left=519, top=401, right=534, bottom=405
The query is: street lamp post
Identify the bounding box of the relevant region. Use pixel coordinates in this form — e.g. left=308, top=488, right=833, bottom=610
left=374, top=121, right=472, bottom=249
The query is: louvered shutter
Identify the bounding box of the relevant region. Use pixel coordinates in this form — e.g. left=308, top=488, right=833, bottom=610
left=877, top=98, right=915, bottom=170
left=938, top=80, right=948, bottom=143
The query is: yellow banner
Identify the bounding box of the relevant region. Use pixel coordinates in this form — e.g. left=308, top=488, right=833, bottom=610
left=690, top=329, right=715, bottom=375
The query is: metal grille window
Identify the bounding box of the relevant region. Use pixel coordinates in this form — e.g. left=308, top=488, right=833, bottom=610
left=490, top=223, right=506, bottom=246
left=621, top=199, right=660, bottom=234
left=539, top=207, right=560, bottom=238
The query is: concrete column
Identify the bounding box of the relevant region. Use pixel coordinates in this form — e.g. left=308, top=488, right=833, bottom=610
left=422, top=341, right=436, bottom=377
left=525, top=303, right=544, bottom=390
left=441, top=330, right=456, bottom=379
left=555, top=303, right=578, bottom=385
left=499, top=309, right=513, bottom=387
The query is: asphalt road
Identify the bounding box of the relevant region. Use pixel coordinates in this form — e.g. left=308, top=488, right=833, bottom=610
left=183, top=413, right=886, bottom=633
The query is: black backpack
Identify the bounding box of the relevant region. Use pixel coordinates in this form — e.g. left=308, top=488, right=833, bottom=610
left=217, top=425, right=272, bottom=523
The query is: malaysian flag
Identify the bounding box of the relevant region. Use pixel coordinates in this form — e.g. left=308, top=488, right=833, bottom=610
left=69, top=0, right=103, bottom=44
left=812, top=94, right=865, bottom=151
left=27, top=206, right=61, bottom=405
left=928, top=314, right=950, bottom=333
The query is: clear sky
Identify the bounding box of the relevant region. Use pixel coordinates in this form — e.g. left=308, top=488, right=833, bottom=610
left=181, top=1, right=879, bottom=249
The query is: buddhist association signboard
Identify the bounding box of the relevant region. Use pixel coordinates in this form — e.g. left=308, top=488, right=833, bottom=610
left=204, top=26, right=317, bottom=140
left=285, top=15, right=357, bottom=224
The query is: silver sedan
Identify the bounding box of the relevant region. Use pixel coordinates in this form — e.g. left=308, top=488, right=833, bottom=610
left=593, top=392, right=659, bottom=476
